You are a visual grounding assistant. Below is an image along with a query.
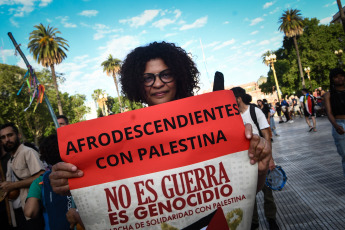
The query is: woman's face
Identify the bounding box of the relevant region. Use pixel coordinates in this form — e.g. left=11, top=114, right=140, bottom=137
left=333, top=74, right=345, bottom=86
left=143, top=58, right=177, bottom=106
left=257, top=100, right=262, bottom=106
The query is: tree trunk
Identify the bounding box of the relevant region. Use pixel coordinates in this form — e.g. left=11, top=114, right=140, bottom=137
left=113, top=74, right=123, bottom=113
left=337, top=0, right=345, bottom=34
left=293, top=36, right=305, bottom=88
left=50, top=64, right=63, bottom=115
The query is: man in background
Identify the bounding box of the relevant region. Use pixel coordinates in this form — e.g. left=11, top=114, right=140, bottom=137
left=57, top=115, right=69, bottom=127
left=0, top=123, right=45, bottom=229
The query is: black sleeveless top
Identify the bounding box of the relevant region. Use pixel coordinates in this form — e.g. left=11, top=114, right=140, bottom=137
left=330, top=90, right=345, bottom=116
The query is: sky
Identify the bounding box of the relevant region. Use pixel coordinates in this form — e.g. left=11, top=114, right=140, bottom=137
left=0, top=0, right=340, bottom=103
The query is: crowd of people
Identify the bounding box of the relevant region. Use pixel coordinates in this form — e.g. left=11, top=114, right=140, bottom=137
left=0, top=41, right=344, bottom=230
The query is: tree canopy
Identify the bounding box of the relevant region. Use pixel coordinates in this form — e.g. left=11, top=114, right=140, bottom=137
left=260, top=18, right=345, bottom=96
left=0, top=63, right=89, bottom=145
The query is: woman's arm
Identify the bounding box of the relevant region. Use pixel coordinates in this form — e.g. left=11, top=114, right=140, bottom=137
left=24, top=197, right=40, bottom=219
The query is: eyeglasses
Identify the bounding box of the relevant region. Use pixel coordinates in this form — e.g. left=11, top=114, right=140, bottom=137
left=143, top=69, right=174, bottom=87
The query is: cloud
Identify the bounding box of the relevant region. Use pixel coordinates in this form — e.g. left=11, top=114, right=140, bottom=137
left=250, top=30, right=259, bottom=35
left=119, top=10, right=160, bottom=28
left=99, top=35, right=141, bottom=61
left=182, top=40, right=196, bottom=49
left=79, top=10, right=98, bottom=17
left=151, top=9, right=182, bottom=30
left=324, top=1, right=336, bottom=7
left=164, top=33, right=177, bottom=37
left=224, top=21, right=229, bottom=24
left=269, top=7, right=279, bottom=14
left=10, top=17, right=19, bottom=27
left=174, top=9, right=181, bottom=19
left=16, top=55, right=41, bottom=70
left=320, top=16, right=332, bottom=24
left=56, top=16, right=77, bottom=28
left=57, top=37, right=142, bottom=100
left=3, top=0, right=51, bottom=17
left=0, top=49, right=13, bottom=63
left=204, top=41, right=220, bottom=48
left=263, top=2, right=274, bottom=9
left=258, top=40, right=270, bottom=46
left=152, top=18, right=175, bottom=30
left=213, top=39, right=235, bottom=50
left=90, top=24, right=123, bottom=40
left=250, top=17, right=264, bottom=26
left=39, top=0, right=52, bottom=7
left=242, top=40, right=256, bottom=45
left=180, top=16, right=208, bottom=31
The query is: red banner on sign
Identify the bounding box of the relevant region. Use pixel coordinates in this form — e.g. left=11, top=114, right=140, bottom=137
left=57, top=90, right=248, bottom=190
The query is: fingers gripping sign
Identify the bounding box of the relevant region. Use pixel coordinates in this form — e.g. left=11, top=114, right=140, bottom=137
left=50, top=162, right=83, bottom=196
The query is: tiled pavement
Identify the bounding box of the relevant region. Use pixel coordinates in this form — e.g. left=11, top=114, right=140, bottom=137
left=256, top=116, right=345, bottom=230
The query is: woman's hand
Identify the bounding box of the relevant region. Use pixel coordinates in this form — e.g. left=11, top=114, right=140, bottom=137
left=49, top=162, right=84, bottom=196
left=335, top=125, right=345, bottom=135
left=244, top=124, right=272, bottom=192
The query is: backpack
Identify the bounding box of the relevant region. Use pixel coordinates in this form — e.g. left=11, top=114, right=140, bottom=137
left=249, top=104, right=263, bottom=137
left=42, top=171, right=71, bottom=230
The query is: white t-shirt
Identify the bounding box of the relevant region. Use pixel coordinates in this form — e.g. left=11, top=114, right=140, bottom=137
left=241, top=106, right=269, bottom=135
left=299, top=95, right=304, bottom=103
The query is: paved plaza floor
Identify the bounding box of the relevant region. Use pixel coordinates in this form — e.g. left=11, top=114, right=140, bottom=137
left=256, top=116, right=345, bottom=230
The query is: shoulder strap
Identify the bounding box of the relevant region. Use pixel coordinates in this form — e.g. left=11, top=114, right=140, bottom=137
left=11, top=168, right=23, bottom=181
left=249, top=105, right=263, bottom=137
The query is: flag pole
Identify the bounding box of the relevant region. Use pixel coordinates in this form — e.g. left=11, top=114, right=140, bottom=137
left=7, top=32, right=59, bottom=129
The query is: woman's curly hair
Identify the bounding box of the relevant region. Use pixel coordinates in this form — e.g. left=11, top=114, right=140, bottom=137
left=120, top=41, right=200, bottom=104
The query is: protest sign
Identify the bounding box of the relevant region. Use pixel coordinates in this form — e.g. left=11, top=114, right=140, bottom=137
left=57, top=90, right=257, bottom=230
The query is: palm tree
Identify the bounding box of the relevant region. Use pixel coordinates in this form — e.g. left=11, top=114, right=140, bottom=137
left=278, top=9, right=305, bottom=88
left=336, top=0, right=345, bottom=34
left=101, top=55, right=123, bottom=112
left=28, top=23, right=69, bottom=115
left=261, top=50, right=273, bottom=65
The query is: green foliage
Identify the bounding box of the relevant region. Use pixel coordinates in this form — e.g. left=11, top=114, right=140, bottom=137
left=28, top=23, right=69, bottom=67
left=260, top=18, right=345, bottom=96
left=0, top=63, right=89, bottom=145
left=279, top=9, right=304, bottom=37
left=106, top=96, right=144, bottom=114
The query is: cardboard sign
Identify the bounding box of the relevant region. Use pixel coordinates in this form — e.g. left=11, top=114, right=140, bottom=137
left=58, top=90, right=257, bottom=230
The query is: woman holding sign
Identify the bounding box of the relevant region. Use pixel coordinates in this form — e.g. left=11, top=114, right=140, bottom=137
left=50, top=42, right=271, bottom=206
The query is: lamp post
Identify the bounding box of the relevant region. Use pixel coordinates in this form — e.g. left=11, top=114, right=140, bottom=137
left=335, top=49, right=343, bottom=67
left=304, top=67, right=312, bottom=89
left=97, top=93, right=109, bottom=116
left=265, top=54, right=282, bottom=101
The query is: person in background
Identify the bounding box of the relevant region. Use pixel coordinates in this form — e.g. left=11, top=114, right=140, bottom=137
left=24, top=134, right=71, bottom=230
left=232, top=87, right=279, bottom=230
left=300, top=88, right=317, bottom=132
left=281, top=98, right=293, bottom=123
left=288, top=95, right=295, bottom=120
left=0, top=123, right=45, bottom=229
left=0, top=142, right=12, bottom=229
left=269, top=103, right=279, bottom=137
left=56, top=115, right=69, bottom=127
left=274, top=99, right=284, bottom=123
left=324, top=68, right=345, bottom=176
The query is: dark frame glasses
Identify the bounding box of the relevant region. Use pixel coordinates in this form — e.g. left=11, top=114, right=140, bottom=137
left=143, top=69, right=174, bottom=87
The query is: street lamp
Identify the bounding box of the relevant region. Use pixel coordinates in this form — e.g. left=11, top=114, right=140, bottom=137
left=265, top=54, right=282, bottom=101
left=334, top=49, right=343, bottom=67
left=97, top=93, right=109, bottom=116
left=304, top=67, right=312, bottom=89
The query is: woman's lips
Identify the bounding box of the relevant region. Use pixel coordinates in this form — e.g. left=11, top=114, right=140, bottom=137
left=153, top=91, right=168, bottom=97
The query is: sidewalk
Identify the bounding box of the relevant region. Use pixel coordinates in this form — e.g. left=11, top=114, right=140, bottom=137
left=256, top=116, right=345, bottom=230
